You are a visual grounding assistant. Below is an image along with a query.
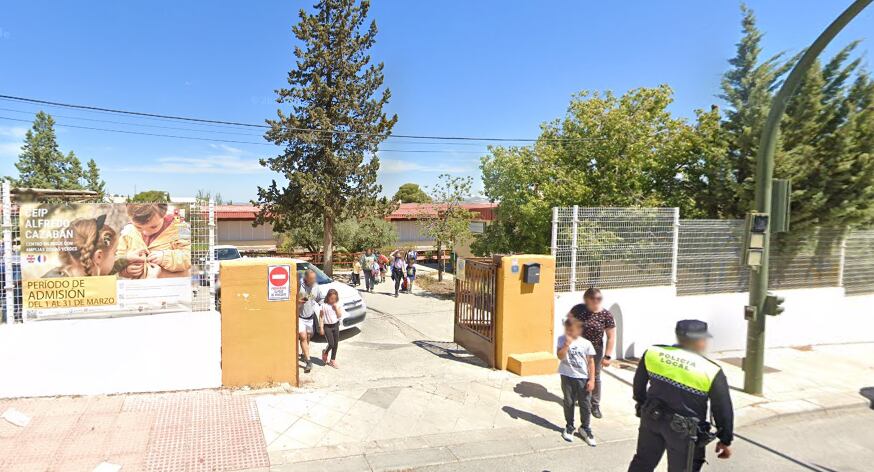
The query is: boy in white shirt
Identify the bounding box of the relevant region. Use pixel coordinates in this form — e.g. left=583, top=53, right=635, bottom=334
left=557, top=317, right=597, bottom=446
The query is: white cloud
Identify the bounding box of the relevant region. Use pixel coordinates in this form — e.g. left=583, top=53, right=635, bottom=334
left=0, top=125, right=26, bottom=159
left=0, top=126, right=27, bottom=139
left=118, top=154, right=264, bottom=174
left=379, top=157, right=472, bottom=174
left=0, top=142, right=22, bottom=159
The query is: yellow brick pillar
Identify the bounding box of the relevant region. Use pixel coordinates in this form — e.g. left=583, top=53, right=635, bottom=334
left=220, top=258, right=298, bottom=388
left=494, top=255, right=558, bottom=376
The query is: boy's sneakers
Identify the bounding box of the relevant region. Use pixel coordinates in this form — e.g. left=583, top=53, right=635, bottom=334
left=579, top=427, right=597, bottom=447
left=561, top=427, right=575, bottom=442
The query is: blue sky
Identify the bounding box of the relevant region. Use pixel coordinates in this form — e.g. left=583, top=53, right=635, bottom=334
left=1, top=1, right=872, bottom=202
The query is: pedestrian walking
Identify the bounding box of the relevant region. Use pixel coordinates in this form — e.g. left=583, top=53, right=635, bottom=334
left=557, top=317, right=597, bottom=446
left=627, top=320, right=733, bottom=472
left=405, top=261, right=416, bottom=292
left=297, top=269, right=323, bottom=373
left=319, top=288, right=344, bottom=369
left=570, top=287, right=616, bottom=419
left=351, top=258, right=361, bottom=286
left=360, top=249, right=376, bottom=292
left=390, top=250, right=405, bottom=297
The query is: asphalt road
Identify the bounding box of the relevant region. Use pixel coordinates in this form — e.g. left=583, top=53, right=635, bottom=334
left=419, top=407, right=874, bottom=472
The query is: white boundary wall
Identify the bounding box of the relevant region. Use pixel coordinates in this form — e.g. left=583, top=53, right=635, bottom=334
left=0, top=310, right=221, bottom=398
left=555, top=287, right=874, bottom=358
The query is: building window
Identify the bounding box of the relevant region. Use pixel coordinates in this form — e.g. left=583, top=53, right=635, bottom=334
left=469, top=221, right=485, bottom=234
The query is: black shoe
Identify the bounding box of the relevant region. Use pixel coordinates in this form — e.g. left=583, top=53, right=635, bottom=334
left=304, top=362, right=312, bottom=373
left=591, top=405, right=603, bottom=419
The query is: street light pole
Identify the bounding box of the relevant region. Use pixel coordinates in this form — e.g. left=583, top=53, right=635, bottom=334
left=744, top=0, right=873, bottom=395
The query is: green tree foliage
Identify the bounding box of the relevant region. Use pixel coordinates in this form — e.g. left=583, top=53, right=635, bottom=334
left=475, top=5, right=874, bottom=256
left=722, top=6, right=874, bottom=236
left=477, top=86, right=708, bottom=254
left=393, top=183, right=432, bottom=203
left=718, top=4, right=789, bottom=215
left=417, top=175, right=474, bottom=280
left=277, top=216, right=396, bottom=253
left=256, top=0, right=397, bottom=275
left=13, top=112, right=84, bottom=190
left=195, top=189, right=225, bottom=204
left=84, top=159, right=106, bottom=200
left=129, top=190, right=170, bottom=203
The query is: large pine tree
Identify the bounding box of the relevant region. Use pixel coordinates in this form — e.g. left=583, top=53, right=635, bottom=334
left=256, top=0, right=397, bottom=275
left=14, top=111, right=83, bottom=190
left=719, top=5, right=793, bottom=217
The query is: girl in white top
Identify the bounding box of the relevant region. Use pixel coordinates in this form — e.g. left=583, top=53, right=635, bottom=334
left=320, top=288, right=344, bottom=368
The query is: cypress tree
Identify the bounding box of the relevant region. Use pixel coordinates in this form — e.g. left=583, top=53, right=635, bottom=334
left=84, top=159, right=106, bottom=200
left=256, top=0, right=397, bottom=275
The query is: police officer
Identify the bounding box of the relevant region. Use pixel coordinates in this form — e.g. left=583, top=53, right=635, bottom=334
left=628, top=320, right=733, bottom=472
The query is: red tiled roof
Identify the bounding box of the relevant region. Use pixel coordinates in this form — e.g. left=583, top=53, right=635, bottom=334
left=215, top=204, right=260, bottom=220
left=386, top=202, right=497, bottom=221
left=214, top=202, right=498, bottom=221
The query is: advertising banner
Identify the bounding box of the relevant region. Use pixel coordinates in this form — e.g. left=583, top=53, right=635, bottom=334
left=19, top=202, right=193, bottom=319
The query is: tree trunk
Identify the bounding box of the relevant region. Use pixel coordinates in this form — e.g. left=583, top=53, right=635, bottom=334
left=437, top=241, right=443, bottom=282
left=323, top=214, right=335, bottom=276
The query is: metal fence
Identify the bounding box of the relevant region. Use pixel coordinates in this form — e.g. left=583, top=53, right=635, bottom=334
left=552, top=207, right=678, bottom=292
left=1, top=180, right=216, bottom=324
left=552, top=206, right=874, bottom=297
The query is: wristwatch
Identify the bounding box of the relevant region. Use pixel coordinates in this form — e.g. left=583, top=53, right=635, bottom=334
left=604, top=355, right=612, bottom=360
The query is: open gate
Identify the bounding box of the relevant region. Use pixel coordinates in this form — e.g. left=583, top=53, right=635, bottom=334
left=454, top=257, right=498, bottom=367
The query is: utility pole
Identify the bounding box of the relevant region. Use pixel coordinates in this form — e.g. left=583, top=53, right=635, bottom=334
left=744, top=0, right=873, bottom=395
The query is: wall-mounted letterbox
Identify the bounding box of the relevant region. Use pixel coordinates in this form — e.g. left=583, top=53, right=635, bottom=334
left=522, top=263, right=541, bottom=284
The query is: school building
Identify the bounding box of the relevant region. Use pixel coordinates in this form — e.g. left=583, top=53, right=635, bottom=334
left=213, top=202, right=498, bottom=257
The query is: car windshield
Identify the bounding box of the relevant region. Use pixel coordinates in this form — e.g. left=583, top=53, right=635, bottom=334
left=296, top=262, right=333, bottom=285
left=214, top=248, right=241, bottom=260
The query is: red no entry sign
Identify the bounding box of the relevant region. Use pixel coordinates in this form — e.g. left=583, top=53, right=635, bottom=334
left=269, top=266, right=289, bottom=286
left=267, top=264, right=291, bottom=301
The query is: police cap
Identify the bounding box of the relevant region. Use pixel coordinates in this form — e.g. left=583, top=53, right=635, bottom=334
left=675, top=319, right=713, bottom=339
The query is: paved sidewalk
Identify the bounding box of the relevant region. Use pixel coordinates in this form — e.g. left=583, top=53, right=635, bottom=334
left=1, top=282, right=871, bottom=472
left=0, top=391, right=269, bottom=472
left=258, top=288, right=874, bottom=471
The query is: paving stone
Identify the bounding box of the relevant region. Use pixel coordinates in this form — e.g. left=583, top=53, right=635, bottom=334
left=366, top=445, right=458, bottom=471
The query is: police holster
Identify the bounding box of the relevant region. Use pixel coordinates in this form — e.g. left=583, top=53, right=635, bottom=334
left=642, top=400, right=717, bottom=472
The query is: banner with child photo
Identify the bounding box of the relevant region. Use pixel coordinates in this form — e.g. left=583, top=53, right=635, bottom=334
left=19, top=202, right=193, bottom=319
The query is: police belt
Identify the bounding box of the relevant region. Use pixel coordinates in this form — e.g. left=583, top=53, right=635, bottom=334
left=641, top=399, right=718, bottom=448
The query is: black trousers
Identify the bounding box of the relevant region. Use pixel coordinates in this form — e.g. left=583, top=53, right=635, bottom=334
left=364, top=271, right=375, bottom=291
left=628, top=414, right=706, bottom=472
left=323, top=322, right=340, bottom=360
left=560, top=375, right=591, bottom=431
left=392, top=268, right=404, bottom=294
left=351, top=273, right=360, bottom=286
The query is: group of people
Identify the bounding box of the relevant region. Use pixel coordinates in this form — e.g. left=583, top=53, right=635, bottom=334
left=352, top=248, right=417, bottom=297
left=557, top=287, right=733, bottom=472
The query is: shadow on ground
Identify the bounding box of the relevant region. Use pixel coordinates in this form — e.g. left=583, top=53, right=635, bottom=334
left=859, top=386, right=874, bottom=409
left=502, top=406, right=563, bottom=432
left=412, top=340, right=488, bottom=367
left=514, top=381, right=564, bottom=405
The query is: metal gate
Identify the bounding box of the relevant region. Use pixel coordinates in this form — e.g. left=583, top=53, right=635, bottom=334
left=454, top=257, right=498, bottom=367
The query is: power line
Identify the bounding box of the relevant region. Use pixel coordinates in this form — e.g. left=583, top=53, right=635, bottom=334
left=0, top=116, right=489, bottom=154
left=0, top=106, right=493, bottom=147
left=0, top=93, right=587, bottom=143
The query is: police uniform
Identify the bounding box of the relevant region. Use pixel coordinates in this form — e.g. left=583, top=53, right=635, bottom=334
left=628, top=320, right=734, bottom=472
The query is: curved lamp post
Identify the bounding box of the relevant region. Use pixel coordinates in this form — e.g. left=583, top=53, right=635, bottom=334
left=744, top=0, right=873, bottom=394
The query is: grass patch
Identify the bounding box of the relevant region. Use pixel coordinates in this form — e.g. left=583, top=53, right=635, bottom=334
left=416, top=273, right=455, bottom=297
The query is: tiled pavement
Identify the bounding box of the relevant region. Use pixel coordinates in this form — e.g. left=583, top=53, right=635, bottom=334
left=0, top=391, right=268, bottom=472
left=1, top=279, right=871, bottom=472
